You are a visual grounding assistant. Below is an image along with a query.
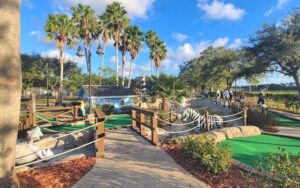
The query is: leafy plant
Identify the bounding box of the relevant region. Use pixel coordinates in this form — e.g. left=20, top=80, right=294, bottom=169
left=183, top=135, right=232, bottom=174
left=101, top=104, right=115, bottom=115
left=246, top=107, right=275, bottom=130
left=258, top=147, right=300, bottom=188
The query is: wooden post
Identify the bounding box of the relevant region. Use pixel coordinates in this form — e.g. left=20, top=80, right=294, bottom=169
left=204, top=111, right=210, bottom=131
left=243, top=107, right=248, bottom=126
left=31, top=94, right=36, bottom=127
left=73, top=106, right=78, bottom=120
left=132, top=110, right=136, bottom=129
left=95, top=122, right=105, bottom=158
left=151, top=112, right=158, bottom=145
left=140, top=113, right=145, bottom=135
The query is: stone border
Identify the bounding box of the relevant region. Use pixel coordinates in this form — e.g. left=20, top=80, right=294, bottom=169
left=262, top=131, right=300, bottom=139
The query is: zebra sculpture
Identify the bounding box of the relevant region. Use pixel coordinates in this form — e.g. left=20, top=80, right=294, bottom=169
left=181, top=108, right=223, bottom=131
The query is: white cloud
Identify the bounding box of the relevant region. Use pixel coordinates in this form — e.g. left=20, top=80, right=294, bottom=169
left=264, top=0, right=289, bottom=16
left=29, top=30, right=40, bottom=36
left=41, top=49, right=85, bottom=67
left=53, top=0, right=155, bottom=19
left=212, top=37, right=229, bottom=47
left=110, top=56, right=117, bottom=64
left=172, top=32, right=188, bottom=42
left=229, top=38, right=242, bottom=49
left=197, top=0, right=245, bottom=21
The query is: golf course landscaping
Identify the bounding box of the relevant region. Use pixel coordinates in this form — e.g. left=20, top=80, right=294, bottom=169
left=42, top=114, right=131, bottom=132
left=220, top=134, right=300, bottom=167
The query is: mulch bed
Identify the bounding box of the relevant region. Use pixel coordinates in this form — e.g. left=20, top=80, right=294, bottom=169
left=17, top=157, right=96, bottom=188
left=162, top=143, right=263, bottom=188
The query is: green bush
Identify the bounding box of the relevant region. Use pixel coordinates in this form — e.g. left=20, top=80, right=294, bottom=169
left=246, top=107, right=274, bottom=130
left=258, top=148, right=300, bottom=188
left=183, top=135, right=232, bottom=174
left=101, top=104, right=115, bottom=115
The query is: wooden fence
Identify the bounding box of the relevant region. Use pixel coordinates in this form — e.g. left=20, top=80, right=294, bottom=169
left=131, top=106, right=159, bottom=146
left=19, top=94, right=80, bottom=131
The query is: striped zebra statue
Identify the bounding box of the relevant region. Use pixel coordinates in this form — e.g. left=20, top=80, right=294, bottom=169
left=181, top=108, right=223, bottom=131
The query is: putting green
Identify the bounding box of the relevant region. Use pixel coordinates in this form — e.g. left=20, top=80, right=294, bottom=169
left=43, top=114, right=132, bottom=132
left=271, top=113, right=300, bottom=128
left=220, top=134, right=300, bottom=167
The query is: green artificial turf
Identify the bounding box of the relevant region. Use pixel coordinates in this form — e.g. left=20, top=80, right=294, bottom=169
left=271, top=113, right=300, bottom=128
left=43, top=114, right=132, bottom=132
left=220, top=134, right=300, bottom=167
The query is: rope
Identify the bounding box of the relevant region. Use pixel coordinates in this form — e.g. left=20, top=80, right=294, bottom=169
left=161, top=123, right=202, bottom=134
left=210, top=111, right=244, bottom=118
left=36, top=114, right=60, bottom=124
left=157, top=117, right=199, bottom=126
left=16, top=123, right=98, bottom=160
left=15, top=137, right=103, bottom=169
left=210, top=116, right=243, bottom=123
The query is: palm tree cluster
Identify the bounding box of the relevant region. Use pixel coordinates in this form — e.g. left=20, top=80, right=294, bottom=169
left=45, top=2, right=167, bottom=99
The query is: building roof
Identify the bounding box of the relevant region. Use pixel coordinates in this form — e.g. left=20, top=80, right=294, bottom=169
left=80, top=85, right=137, bottom=97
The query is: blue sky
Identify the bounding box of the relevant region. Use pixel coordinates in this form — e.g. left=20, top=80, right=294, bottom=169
left=21, top=0, right=300, bottom=85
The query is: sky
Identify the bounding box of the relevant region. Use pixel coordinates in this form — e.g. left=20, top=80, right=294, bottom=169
left=21, top=0, right=300, bottom=85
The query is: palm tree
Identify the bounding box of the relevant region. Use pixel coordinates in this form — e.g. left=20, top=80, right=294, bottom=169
left=98, top=15, right=111, bottom=85
left=102, top=2, right=130, bottom=86
left=145, top=30, right=159, bottom=75
left=71, top=3, right=98, bottom=113
left=151, top=40, right=167, bottom=79
left=45, top=14, right=75, bottom=105
left=126, top=26, right=144, bottom=87
left=0, top=0, right=21, bottom=186
left=119, top=33, right=129, bottom=86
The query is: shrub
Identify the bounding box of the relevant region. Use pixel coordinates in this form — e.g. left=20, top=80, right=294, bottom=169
left=246, top=107, right=275, bottom=130
left=183, top=135, right=232, bottom=174
left=101, top=104, right=115, bottom=115
left=258, top=148, right=300, bottom=188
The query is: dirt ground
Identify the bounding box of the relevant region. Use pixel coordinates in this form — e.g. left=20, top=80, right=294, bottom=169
left=162, top=143, right=265, bottom=188
left=17, top=157, right=96, bottom=188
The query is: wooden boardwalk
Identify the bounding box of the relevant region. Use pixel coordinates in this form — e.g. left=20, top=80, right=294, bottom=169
left=73, top=128, right=209, bottom=188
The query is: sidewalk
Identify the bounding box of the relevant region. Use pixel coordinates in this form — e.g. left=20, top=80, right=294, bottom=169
left=270, top=109, right=300, bottom=121
left=73, top=128, right=209, bottom=188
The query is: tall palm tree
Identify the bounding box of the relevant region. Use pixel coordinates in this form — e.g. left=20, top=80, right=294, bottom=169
left=71, top=3, right=98, bottom=113
left=151, top=40, right=167, bottom=79
left=45, top=14, right=75, bottom=105
left=102, top=2, right=130, bottom=86
left=145, top=30, right=159, bottom=75
left=119, top=33, right=129, bottom=86
left=0, top=0, right=21, bottom=186
left=98, top=15, right=111, bottom=85
left=126, top=26, right=144, bottom=87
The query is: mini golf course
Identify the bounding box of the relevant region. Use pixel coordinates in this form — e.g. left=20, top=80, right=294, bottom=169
left=221, top=134, right=300, bottom=167
left=42, top=114, right=132, bottom=132
left=272, top=112, right=300, bottom=128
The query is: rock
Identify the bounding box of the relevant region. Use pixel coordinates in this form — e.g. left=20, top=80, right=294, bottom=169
left=238, top=126, right=261, bottom=137
left=218, top=127, right=243, bottom=139
left=16, top=143, right=38, bottom=165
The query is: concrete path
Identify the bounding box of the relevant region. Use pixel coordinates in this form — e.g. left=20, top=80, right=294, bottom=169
left=73, top=128, right=209, bottom=188
left=270, top=109, right=300, bottom=121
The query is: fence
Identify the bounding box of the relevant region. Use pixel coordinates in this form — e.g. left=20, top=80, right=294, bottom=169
left=19, top=94, right=80, bottom=131
left=131, top=106, right=158, bottom=146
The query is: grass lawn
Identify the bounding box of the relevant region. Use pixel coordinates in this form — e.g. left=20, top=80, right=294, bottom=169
left=220, top=134, right=300, bottom=167
left=43, top=114, right=132, bottom=132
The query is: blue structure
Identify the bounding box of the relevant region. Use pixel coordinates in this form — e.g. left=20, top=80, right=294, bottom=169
left=79, top=85, right=137, bottom=112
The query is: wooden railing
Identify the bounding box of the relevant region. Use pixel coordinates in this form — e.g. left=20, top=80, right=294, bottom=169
left=131, top=106, right=158, bottom=146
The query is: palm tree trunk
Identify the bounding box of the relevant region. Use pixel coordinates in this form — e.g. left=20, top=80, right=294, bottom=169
left=121, top=51, right=126, bottom=86
left=0, top=0, right=21, bottom=186
left=156, top=66, right=158, bottom=79
left=115, top=43, right=119, bottom=86
left=128, top=58, right=134, bottom=87
left=56, top=46, right=64, bottom=105
left=99, top=43, right=106, bottom=85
